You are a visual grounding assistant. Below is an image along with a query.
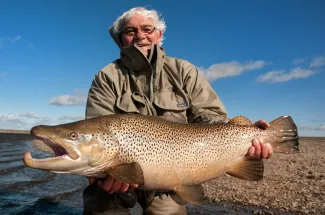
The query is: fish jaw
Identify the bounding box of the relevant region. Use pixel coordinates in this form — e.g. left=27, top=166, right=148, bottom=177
left=24, top=125, right=90, bottom=173
left=23, top=151, right=88, bottom=173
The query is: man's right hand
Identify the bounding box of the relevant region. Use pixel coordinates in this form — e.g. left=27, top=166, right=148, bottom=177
left=88, top=175, right=138, bottom=194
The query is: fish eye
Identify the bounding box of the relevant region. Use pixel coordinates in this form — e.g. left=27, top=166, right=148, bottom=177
left=69, top=132, right=79, bottom=140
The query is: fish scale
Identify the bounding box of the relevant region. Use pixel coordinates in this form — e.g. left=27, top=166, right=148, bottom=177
left=108, top=115, right=268, bottom=187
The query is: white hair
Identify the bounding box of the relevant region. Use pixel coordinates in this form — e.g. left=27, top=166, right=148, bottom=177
left=112, top=7, right=166, bottom=44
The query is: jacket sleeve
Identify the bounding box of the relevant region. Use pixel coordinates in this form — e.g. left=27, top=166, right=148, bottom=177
left=181, top=61, right=229, bottom=124
left=85, top=70, right=118, bottom=119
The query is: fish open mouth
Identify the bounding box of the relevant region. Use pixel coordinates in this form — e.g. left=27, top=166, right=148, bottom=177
left=24, top=131, right=80, bottom=166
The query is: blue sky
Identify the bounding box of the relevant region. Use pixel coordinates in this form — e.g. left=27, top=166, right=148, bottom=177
left=0, top=0, right=324, bottom=137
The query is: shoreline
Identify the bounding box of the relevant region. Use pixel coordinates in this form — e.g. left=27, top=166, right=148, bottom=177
left=0, top=129, right=29, bottom=134
left=0, top=130, right=32, bottom=142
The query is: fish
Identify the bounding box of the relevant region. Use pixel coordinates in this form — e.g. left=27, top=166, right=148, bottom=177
left=23, top=114, right=299, bottom=205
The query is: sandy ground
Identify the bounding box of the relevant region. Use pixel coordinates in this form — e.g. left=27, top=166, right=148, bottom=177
left=201, top=137, right=325, bottom=215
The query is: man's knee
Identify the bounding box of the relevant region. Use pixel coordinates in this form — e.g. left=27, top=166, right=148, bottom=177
left=144, top=194, right=187, bottom=215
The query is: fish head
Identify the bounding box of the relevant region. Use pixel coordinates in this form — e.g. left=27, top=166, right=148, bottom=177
left=24, top=117, right=120, bottom=177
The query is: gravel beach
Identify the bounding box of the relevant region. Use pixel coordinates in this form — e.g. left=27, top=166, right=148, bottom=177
left=201, top=137, right=325, bottom=215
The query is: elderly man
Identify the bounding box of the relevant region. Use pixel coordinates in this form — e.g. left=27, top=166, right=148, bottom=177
left=84, top=7, right=273, bottom=215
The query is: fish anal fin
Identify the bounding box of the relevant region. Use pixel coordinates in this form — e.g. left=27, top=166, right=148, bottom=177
left=229, top=116, right=252, bottom=126
left=173, top=185, right=204, bottom=205
left=108, top=162, right=144, bottom=185
left=226, top=157, right=264, bottom=181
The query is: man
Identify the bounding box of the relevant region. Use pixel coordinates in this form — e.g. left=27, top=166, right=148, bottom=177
left=84, top=7, right=273, bottom=215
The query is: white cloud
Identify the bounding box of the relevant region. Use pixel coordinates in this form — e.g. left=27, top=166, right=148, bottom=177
left=10, top=35, right=22, bottom=43
left=316, top=125, right=325, bottom=131
left=0, top=113, right=84, bottom=130
left=257, top=67, right=317, bottom=83
left=58, top=115, right=84, bottom=121
left=49, top=88, right=88, bottom=106
left=298, top=124, right=325, bottom=131
left=19, top=112, right=41, bottom=119
left=28, top=42, right=35, bottom=48
left=198, top=60, right=265, bottom=82
left=0, top=113, right=46, bottom=127
left=73, top=88, right=88, bottom=95
left=293, top=58, right=306, bottom=64
left=310, top=56, right=325, bottom=68
left=0, top=35, right=22, bottom=48
left=49, top=95, right=87, bottom=106
left=0, top=114, right=24, bottom=124
left=0, top=72, right=7, bottom=77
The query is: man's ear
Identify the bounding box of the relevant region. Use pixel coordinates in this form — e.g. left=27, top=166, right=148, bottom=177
left=157, top=30, right=163, bottom=43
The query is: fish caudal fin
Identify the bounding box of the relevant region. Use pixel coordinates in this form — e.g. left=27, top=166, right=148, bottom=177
left=171, top=185, right=204, bottom=205
left=269, top=115, right=300, bottom=154
left=226, top=157, right=264, bottom=181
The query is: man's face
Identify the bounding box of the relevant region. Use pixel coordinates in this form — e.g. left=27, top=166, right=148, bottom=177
left=120, top=14, right=162, bottom=57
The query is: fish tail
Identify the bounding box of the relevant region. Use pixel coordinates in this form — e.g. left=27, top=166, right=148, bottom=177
left=269, top=115, right=300, bottom=154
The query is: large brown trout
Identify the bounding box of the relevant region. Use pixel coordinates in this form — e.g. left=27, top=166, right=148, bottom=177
left=24, top=114, right=299, bottom=204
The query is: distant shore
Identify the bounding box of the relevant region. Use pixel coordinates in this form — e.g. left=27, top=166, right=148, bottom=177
left=0, top=130, right=32, bottom=142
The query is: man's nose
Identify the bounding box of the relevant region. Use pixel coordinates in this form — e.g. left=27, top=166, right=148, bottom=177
left=135, top=30, right=146, bottom=39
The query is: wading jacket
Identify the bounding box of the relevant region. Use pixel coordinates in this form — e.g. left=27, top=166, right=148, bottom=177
left=85, top=29, right=228, bottom=124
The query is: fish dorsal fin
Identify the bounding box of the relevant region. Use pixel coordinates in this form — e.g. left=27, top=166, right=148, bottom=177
left=229, top=116, right=252, bottom=126
left=160, top=114, right=187, bottom=124
left=226, top=156, right=264, bottom=181
left=172, top=185, right=204, bottom=205
left=107, top=162, right=144, bottom=185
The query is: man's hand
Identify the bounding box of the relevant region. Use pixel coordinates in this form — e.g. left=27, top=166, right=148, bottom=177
left=88, top=175, right=138, bottom=194
left=248, top=120, right=273, bottom=159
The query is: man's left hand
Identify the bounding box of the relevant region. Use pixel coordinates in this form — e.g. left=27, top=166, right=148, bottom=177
left=247, top=120, right=273, bottom=159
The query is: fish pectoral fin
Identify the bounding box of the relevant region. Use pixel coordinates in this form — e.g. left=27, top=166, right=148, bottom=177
left=226, top=156, right=264, bottom=181
left=229, top=116, right=252, bottom=126
left=172, top=185, right=204, bottom=205
left=108, top=162, right=144, bottom=185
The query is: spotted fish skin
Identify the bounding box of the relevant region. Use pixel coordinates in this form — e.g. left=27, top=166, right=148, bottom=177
left=24, top=113, right=299, bottom=205
left=108, top=115, right=262, bottom=188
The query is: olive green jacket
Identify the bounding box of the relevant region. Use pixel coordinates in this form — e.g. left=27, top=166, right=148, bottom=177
left=85, top=28, right=227, bottom=124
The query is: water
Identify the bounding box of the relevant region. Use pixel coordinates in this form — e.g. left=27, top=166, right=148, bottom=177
left=0, top=138, right=293, bottom=215
left=0, top=139, right=87, bottom=215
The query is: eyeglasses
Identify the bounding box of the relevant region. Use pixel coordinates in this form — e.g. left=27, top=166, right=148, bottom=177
left=120, top=26, right=156, bottom=36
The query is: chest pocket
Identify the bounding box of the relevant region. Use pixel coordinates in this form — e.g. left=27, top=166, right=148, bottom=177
left=153, top=88, right=191, bottom=122
left=116, top=92, right=140, bottom=113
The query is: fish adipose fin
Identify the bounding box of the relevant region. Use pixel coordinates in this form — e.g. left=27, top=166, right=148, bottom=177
left=269, top=115, right=300, bottom=154
left=171, top=185, right=204, bottom=205
left=226, top=156, right=264, bottom=181
left=229, top=116, right=252, bottom=126
left=108, top=162, right=144, bottom=185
